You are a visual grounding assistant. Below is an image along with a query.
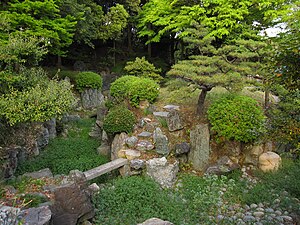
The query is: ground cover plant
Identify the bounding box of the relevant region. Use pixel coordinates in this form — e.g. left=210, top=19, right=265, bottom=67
left=93, top=159, right=300, bottom=225
left=16, top=118, right=108, bottom=175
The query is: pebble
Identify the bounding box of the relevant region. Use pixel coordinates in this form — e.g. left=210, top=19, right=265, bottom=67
left=243, top=215, right=256, bottom=222
left=265, top=208, right=274, bottom=213
left=281, top=215, right=293, bottom=221
left=250, top=203, right=258, bottom=209
left=253, top=211, right=265, bottom=218
left=275, top=210, right=282, bottom=216
left=256, top=207, right=264, bottom=212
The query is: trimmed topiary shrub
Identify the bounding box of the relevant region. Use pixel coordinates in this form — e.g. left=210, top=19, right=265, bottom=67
left=103, top=106, right=136, bottom=134
left=75, top=71, right=102, bottom=92
left=110, top=75, right=159, bottom=107
left=124, top=57, right=163, bottom=82
left=207, top=94, right=265, bottom=143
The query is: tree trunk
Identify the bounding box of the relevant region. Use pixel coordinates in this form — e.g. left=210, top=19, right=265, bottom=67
left=127, top=24, right=132, bottom=53
left=196, top=87, right=212, bottom=115
left=113, top=40, right=116, bottom=67
left=264, top=80, right=270, bottom=109
left=57, top=55, right=62, bottom=68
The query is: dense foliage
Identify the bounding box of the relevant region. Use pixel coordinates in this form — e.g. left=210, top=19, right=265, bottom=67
left=103, top=106, right=136, bottom=135
left=207, top=94, right=265, bottom=143
left=110, top=75, right=159, bottom=107
left=124, top=57, right=162, bottom=82
left=75, top=71, right=103, bottom=92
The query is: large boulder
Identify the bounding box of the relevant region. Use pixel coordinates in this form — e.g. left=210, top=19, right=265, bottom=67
left=259, top=152, right=281, bottom=172
left=50, top=183, right=94, bottom=225
left=146, top=157, right=179, bottom=189
left=138, top=218, right=174, bottom=225
left=189, top=124, right=210, bottom=171
left=23, top=168, right=53, bottom=179
left=153, top=128, right=169, bottom=155
left=81, top=89, right=104, bottom=109
left=18, top=206, right=52, bottom=225
left=111, top=132, right=128, bottom=160
left=166, top=110, right=183, bottom=132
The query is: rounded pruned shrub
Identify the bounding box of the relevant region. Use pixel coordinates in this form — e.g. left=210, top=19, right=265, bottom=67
left=110, top=75, right=159, bottom=107
left=75, top=71, right=102, bottom=92
left=207, top=94, right=265, bottom=143
left=103, top=106, right=136, bottom=134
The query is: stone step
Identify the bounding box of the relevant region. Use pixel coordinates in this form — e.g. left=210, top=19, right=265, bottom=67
left=83, top=158, right=128, bottom=180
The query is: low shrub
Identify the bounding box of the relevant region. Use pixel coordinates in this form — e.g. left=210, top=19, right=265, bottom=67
left=103, top=106, right=136, bottom=134
left=110, top=76, right=159, bottom=107
left=75, top=71, right=102, bottom=92
left=207, top=94, right=266, bottom=143
left=124, top=57, right=162, bottom=82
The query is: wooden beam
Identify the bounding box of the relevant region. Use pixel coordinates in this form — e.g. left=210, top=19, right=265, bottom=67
left=84, top=158, right=129, bottom=181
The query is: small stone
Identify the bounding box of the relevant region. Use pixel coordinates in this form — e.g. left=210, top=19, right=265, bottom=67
left=153, top=111, right=169, bottom=118
left=243, top=215, right=256, bottom=222
left=250, top=203, right=258, bottom=209
left=163, top=105, right=180, bottom=111
left=275, top=210, right=282, bottom=216
left=274, top=198, right=280, bottom=204
left=258, top=203, right=264, bottom=208
left=217, top=215, right=224, bottom=220
left=130, top=159, right=145, bottom=170
left=276, top=216, right=284, bottom=222
left=265, top=208, right=274, bottom=213
left=138, top=131, right=152, bottom=138
left=256, top=207, right=264, bottom=212
left=125, top=136, right=138, bottom=147
left=269, top=213, right=276, bottom=218
left=281, top=215, right=293, bottom=221
left=253, top=212, right=265, bottom=218
left=124, top=149, right=141, bottom=160
left=136, top=140, right=154, bottom=151
left=244, top=205, right=250, bottom=211
left=88, top=183, right=100, bottom=193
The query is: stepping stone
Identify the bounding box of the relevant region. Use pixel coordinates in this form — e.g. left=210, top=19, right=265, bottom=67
left=163, top=105, right=180, bottom=111
left=136, top=140, right=154, bottom=151
left=153, top=112, right=169, bottom=118
left=138, top=131, right=152, bottom=138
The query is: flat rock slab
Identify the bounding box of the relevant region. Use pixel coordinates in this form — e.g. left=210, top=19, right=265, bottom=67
left=138, top=131, right=152, bottom=138
left=153, top=112, right=169, bottom=118
left=23, top=168, right=53, bottom=179
left=163, top=105, right=180, bottom=111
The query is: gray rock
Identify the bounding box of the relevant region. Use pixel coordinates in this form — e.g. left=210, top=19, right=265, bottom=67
left=111, top=133, right=128, bottom=160
left=153, top=112, right=169, bottom=118
left=146, top=157, right=179, bottom=189
left=2, top=146, right=27, bottom=179
left=96, top=102, right=108, bottom=122
left=166, top=110, right=183, bottom=132
left=81, top=89, right=104, bottom=109
left=67, top=170, right=87, bottom=187
left=137, top=218, right=174, bottom=225
left=18, top=206, right=51, bottom=225
left=88, top=122, right=102, bottom=139
left=125, top=136, right=138, bottom=147
left=265, top=208, right=274, bottom=213
left=243, top=144, right=264, bottom=166
left=88, top=183, right=100, bottom=194
left=37, top=127, right=49, bottom=150
left=23, top=168, right=53, bottom=179
left=205, top=156, right=239, bottom=175
left=138, top=131, right=152, bottom=138
left=61, top=114, right=81, bottom=123
left=281, top=216, right=293, bottom=222
left=163, top=105, right=180, bottom=111
left=44, top=118, right=57, bottom=139
left=250, top=203, right=258, bottom=209
left=130, top=159, right=145, bottom=170
left=153, top=128, right=169, bottom=155
left=243, top=215, right=256, bottom=222
left=136, top=140, right=154, bottom=151
left=97, top=143, right=110, bottom=156
left=189, top=124, right=210, bottom=171
left=175, top=142, right=190, bottom=155
left=50, top=183, right=94, bottom=225
left=253, top=211, right=264, bottom=218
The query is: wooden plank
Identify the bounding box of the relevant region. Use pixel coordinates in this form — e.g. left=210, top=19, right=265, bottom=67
left=84, top=158, right=128, bottom=180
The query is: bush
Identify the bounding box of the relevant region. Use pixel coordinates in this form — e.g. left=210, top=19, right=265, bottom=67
left=0, top=79, right=76, bottom=126
left=75, top=71, right=102, bottom=92
left=110, top=76, right=159, bottom=107
left=207, top=94, right=265, bottom=143
left=103, top=106, right=136, bottom=134
left=124, top=57, right=162, bottom=82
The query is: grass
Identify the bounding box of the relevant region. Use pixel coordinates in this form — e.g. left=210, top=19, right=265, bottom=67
left=92, top=159, right=300, bottom=225
left=16, top=118, right=109, bottom=176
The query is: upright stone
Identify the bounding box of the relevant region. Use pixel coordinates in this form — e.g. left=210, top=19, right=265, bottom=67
left=81, top=89, right=104, bottom=109
left=111, top=132, right=128, bottom=160
left=166, top=110, right=183, bottom=132
left=189, top=124, right=210, bottom=171
left=153, top=128, right=169, bottom=155
left=44, top=118, right=57, bottom=139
